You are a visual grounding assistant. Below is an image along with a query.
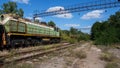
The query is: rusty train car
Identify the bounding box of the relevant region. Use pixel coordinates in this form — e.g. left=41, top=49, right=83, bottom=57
left=0, top=14, right=60, bottom=49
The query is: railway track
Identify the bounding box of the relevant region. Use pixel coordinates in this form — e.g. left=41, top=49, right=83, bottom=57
left=0, top=43, right=75, bottom=67
left=0, top=43, right=69, bottom=57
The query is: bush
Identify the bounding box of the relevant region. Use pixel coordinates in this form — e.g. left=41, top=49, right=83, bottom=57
left=100, top=52, right=116, bottom=62
left=105, top=62, right=119, bottom=68
left=74, top=50, right=87, bottom=59
left=78, top=34, right=90, bottom=41
left=68, top=39, right=77, bottom=44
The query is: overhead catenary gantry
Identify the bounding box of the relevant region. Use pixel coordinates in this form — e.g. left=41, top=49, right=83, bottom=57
left=33, top=0, right=120, bottom=18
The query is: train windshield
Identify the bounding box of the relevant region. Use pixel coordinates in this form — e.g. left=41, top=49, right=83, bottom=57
left=0, top=15, right=4, bottom=22
left=0, top=25, right=4, bottom=46
left=0, top=25, right=4, bottom=34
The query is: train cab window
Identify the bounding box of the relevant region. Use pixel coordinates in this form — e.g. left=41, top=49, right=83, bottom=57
left=0, top=15, right=4, bottom=21
left=54, top=27, right=59, bottom=32
left=0, top=25, right=4, bottom=32
left=0, top=25, right=5, bottom=46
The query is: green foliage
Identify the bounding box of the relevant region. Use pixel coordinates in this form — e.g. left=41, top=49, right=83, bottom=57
left=0, top=9, right=3, bottom=15
left=70, top=27, right=78, bottom=35
left=61, top=27, right=90, bottom=43
left=78, top=33, right=90, bottom=41
left=100, top=52, right=116, bottom=62
left=2, top=1, right=17, bottom=14
left=60, top=30, right=72, bottom=43
left=91, top=21, right=102, bottom=40
left=68, top=38, right=77, bottom=44
left=17, top=8, right=24, bottom=17
left=105, top=62, right=119, bottom=68
left=48, top=21, right=56, bottom=27
left=91, top=11, right=120, bottom=45
left=3, top=62, right=33, bottom=68
left=0, top=1, right=24, bottom=17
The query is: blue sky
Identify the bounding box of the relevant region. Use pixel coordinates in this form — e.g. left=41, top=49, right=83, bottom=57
left=0, top=0, right=119, bottom=33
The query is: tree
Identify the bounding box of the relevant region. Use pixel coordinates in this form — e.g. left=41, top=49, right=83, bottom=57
left=17, top=8, right=24, bottom=18
left=0, top=1, right=24, bottom=17
left=2, top=1, right=17, bottom=14
left=61, top=27, right=90, bottom=43
left=91, top=11, right=120, bottom=45
left=48, top=21, right=56, bottom=27
left=70, top=27, right=78, bottom=35
left=0, top=10, right=3, bottom=15
left=91, top=21, right=102, bottom=40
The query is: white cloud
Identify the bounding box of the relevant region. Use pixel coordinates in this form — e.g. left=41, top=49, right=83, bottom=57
left=81, top=26, right=91, bottom=29
left=46, top=6, right=73, bottom=19
left=35, top=17, right=42, bottom=21
left=81, top=10, right=104, bottom=20
left=46, top=6, right=64, bottom=12
left=11, top=0, right=29, bottom=4
left=26, top=17, right=32, bottom=20
left=64, top=24, right=80, bottom=27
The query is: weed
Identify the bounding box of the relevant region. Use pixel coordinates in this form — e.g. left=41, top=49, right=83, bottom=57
left=100, top=52, right=116, bottom=62
left=65, top=59, right=73, bottom=66
left=74, top=50, right=87, bottom=59
left=105, top=62, right=119, bottom=68
left=9, top=49, right=16, bottom=57
left=3, top=62, right=34, bottom=68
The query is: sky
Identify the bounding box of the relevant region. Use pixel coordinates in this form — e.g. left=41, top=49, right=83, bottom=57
left=0, top=0, right=119, bottom=33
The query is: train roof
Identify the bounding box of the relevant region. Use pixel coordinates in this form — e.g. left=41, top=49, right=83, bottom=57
left=0, top=14, right=54, bottom=30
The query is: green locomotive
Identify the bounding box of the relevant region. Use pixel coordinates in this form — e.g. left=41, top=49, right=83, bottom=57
left=0, top=14, right=60, bottom=48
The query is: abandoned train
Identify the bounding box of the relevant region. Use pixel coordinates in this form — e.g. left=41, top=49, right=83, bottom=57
left=0, top=14, right=60, bottom=48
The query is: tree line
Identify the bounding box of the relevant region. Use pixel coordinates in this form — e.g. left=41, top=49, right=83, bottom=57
left=61, top=27, right=90, bottom=43
left=91, top=11, right=120, bottom=45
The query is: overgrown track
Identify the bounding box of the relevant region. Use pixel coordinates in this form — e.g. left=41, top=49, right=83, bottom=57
left=0, top=43, right=75, bottom=66
left=0, top=43, right=69, bottom=58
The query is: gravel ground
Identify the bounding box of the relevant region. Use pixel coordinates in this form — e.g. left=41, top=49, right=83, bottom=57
left=16, top=42, right=106, bottom=68
left=3, top=42, right=113, bottom=68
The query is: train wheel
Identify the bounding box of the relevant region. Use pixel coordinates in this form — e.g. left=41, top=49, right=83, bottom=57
left=32, top=39, right=36, bottom=46
left=11, top=40, right=16, bottom=49
left=34, top=41, right=37, bottom=46
left=0, top=46, right=3, bottom=51
left=6, top=45, right=11, bottom=51
left=24, top=40, right=30, bottom=47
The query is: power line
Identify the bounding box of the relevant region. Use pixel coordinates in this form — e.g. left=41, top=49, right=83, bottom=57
left=33, top=0, right=120, bottom=18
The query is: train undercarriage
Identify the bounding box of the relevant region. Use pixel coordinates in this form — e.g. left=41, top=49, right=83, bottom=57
left=1, top=35, right=60, bottom=50
left=9, top=35, right=60, bottom=48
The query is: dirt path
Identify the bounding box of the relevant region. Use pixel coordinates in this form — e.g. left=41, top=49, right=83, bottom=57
left=34, top=43, right=106, bottom=68
left=72, top=43, right=106, bottom=68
